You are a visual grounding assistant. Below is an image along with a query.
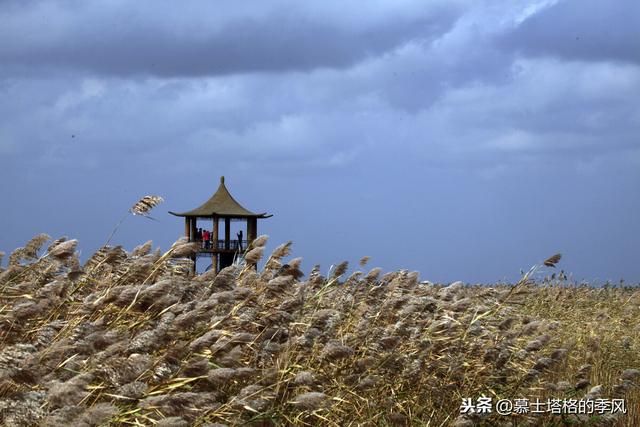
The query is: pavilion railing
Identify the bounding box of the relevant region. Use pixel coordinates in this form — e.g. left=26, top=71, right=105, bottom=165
left=190, top=239, right=249, bottom=251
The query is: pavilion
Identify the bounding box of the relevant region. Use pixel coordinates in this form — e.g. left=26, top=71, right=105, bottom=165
left=169, top=176, right=271, bottom=273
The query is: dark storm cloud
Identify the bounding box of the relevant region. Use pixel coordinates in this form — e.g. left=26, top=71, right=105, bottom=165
left=0, top=0, right=462, bottom=77
left=499, top=0, right=640, bottom=64
left=1, top=1, right=639, bottom=283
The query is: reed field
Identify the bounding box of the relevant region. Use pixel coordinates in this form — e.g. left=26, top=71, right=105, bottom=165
left=0, top=233, right=638, bottom=426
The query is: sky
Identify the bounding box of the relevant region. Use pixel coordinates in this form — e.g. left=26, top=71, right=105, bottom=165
left=1, top=0, right=639, bottom=284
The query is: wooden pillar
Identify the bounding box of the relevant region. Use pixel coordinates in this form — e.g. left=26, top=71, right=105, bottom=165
left=190, top=217, right=197, bottom=274
left=213, top=217, right=219, bottom=249
left=190, top=217, right=197, bottom=242
left=224, top=218, right=231, bottom=250
left=213, top=216, right=219, bottom=273
left=184, top=217, right=190, bottom=239
left=247, top=217, right=257, bottom=245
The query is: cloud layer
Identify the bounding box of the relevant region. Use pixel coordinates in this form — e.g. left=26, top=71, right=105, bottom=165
left=0, top=0, right=461, bottom=76
left=1, top=0, right=639, bottom=282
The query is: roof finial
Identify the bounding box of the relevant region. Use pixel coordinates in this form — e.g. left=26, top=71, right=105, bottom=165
left=220, top=176, right=225, bottom=184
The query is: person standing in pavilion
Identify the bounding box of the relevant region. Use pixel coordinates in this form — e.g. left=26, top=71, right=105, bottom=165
left=203, top=229, right=210, bottom=249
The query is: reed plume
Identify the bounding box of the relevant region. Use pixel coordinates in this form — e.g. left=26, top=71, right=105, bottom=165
left=105, top=195, right=164, bottom=246
left=543, top=253, right=562, bottom=268
left=130, top=195, right=164, bottom=217
left=251, top=235, right=269, bottom=248
left=359, top=256, right=370, bottom=267
left=23, top=233, right=51, bottom=260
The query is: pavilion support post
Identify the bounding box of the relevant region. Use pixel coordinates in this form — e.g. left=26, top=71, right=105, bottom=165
left=224, top=218, right=231, bottom=250
left=190, top=217, right=198, bottom=274
left=213, top=217, right=219, bottom=249
left=213, top=216, right=219, bottom=273
left=247, top=217, right=257, bottom=246
left=190, top=218, right=197, bottom=243
left=185, top=217, right=190, bottom=240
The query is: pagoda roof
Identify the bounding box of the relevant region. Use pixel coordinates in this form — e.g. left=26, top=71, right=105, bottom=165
left=169, top=176, right=271, bottom=218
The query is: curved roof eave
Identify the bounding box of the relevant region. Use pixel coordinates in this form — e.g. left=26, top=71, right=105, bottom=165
left=168, top=176, right=271, bottom=219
